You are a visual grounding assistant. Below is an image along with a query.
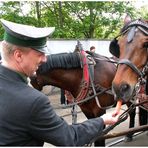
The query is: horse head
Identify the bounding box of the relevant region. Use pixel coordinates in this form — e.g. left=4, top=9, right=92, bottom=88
left=111, top=15, right=148, bottom=103
left=30, top=52, right=83, bottom=96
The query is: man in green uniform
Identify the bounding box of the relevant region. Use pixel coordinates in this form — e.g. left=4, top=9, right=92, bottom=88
left=0, top=19, right=119, bottom=146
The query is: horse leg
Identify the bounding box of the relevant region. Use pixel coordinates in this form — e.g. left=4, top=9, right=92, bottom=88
left=124, top=104, right=136, bottom=142
left=139, top=107, right=148, bottom=125
left=138, top=79, right=148, bottom=134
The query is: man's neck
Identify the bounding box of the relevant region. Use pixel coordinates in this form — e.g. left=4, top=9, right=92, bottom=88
left=1, top=60, right=28, bottom=84
left=1, top=60, right=19, bottom=72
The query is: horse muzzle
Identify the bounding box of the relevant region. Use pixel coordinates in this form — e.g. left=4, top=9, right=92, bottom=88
left=112, top=82, right=135, bottom=103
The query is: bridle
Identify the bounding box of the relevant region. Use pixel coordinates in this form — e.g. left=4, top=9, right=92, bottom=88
left=117, top=20, right=148, bottom=87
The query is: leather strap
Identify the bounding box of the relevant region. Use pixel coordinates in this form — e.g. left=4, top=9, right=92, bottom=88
left=118, top=59, right=143, bottom=77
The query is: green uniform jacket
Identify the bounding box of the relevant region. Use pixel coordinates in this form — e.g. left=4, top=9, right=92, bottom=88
left=0, top=65, right=104, bottom=146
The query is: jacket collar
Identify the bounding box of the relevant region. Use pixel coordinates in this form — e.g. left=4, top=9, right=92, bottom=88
left=0, top=64, right=28, bottom=84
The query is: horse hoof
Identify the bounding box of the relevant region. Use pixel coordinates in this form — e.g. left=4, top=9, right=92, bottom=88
left=124, top=136, right=133, bottom=142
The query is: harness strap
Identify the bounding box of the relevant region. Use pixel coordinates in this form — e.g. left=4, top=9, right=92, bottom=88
left=118, top=59, right=143, bottom=77
left=87, top=54, right=96, bottom=81
left=138, top=26, right=148, bottom=35
left=87, top=60, right=102, bottom=108
left=76, top=50, right=90, bottom=101
left=65, top=50, right=90, bottom=103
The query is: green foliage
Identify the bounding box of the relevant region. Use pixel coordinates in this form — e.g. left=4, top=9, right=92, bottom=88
left=0, top=1, right=147, bottom=40
left=137, top=6, right=148, bottom=20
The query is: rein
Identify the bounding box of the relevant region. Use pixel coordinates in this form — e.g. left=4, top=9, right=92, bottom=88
left=87, top=99, right=148, bottom=146
left=56, top=87, right=113, bottom=109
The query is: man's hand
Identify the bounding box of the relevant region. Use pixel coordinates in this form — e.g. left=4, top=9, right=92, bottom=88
left=101, top=112, right=120, bottom=125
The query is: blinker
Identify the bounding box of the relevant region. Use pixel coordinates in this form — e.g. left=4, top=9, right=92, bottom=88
left=109, top=38, right=120, bottom=58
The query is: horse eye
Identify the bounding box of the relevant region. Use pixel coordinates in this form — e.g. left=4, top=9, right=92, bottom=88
left=143, top=42, right=148, bottom=49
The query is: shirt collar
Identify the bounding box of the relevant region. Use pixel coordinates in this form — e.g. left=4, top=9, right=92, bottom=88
left=0, top=65, right=28, bottom=84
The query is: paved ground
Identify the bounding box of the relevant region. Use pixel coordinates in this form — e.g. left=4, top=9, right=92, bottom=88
left=112, top=132, right=148, bottom=147
left=42, top=86, right=148, bottom=147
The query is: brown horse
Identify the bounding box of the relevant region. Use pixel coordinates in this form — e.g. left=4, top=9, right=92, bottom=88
left=30, top=50, right=136, bottom=145
left=111, top=17, right=148, bottom=102
left=110, top=16, right=148, bottom=137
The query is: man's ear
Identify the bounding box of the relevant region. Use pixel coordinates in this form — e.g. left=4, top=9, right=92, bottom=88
left=13, top=49, right=23, bottom=63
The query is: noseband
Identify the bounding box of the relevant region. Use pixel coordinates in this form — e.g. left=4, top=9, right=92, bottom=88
left=117, top=20, right=148, bottom=80
left=118, top=59, right=148, bottom=80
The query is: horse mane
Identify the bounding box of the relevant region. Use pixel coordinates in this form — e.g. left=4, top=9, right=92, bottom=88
left=38, top=52, right=81, bottom=73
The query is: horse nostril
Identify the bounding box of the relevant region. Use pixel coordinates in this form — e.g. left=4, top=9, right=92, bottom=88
left=120, top=83, right=130, bottom=93
left=112, top=82, right=132, bottom=102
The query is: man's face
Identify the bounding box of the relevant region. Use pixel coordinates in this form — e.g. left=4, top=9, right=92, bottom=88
left=19, top=48, right=47, bottom=77
left=91, top=49, right=95, bottom=52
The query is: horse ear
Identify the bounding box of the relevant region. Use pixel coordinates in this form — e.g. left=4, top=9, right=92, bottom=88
left=124, top=14, right=132, bottom=25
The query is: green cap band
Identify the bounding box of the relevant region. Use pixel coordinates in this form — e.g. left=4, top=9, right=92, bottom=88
left=4, top=32, right=47, bottom=48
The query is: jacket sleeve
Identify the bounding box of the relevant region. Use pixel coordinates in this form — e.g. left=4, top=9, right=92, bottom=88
left=28, top=94, right=104, bottom=146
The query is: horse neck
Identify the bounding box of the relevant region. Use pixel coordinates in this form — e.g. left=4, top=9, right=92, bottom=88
left=43, top=68, right=83, bottom=97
